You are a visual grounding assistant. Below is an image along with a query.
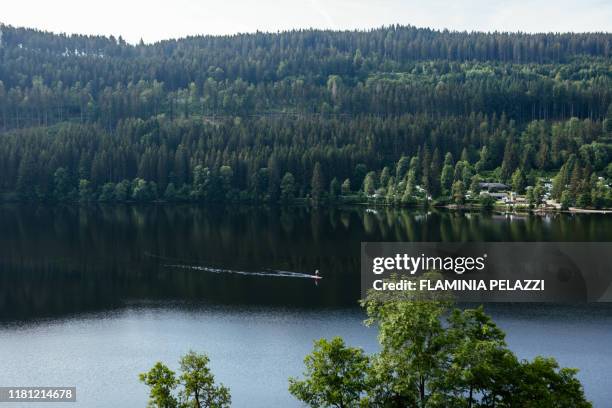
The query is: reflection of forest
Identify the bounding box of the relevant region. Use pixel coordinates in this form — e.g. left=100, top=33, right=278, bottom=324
left=0, top=204, right=609, bottom=319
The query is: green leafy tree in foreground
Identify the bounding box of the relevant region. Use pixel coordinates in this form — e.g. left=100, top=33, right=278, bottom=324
left=288, top=337, right=369, bottom=408
left=290, top=290, right=591, bottom=408
left=179, top=351, right=231, bottom=408
left=506, top=357, right=591, bottom=408
left=140, top=352, right=230, bottom=408
left=139, top=362, right=179, bottom=408
left=362, top=291, right=450, bottom=407
left=432, top=307, right=517, bottom=408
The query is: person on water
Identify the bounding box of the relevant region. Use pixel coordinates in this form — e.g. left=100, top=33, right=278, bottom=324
left=313, top=269, right=321, bottom=286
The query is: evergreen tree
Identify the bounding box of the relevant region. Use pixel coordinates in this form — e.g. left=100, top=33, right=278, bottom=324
left=341, top=178, right=351, bottom=195
left=0, top=25, right=608, bottom=209
left=452, top=180, right=466, bottom=204
left=441, top=157, right=454, bottom=197
left=353, top=164, right=367, bottom=192
left=99, top=182, right=115, bottom=202
left=311, top=162, right=325, bottom=204
left=511, top=169, right=526, bottom=194
left=164, top=183, right=178, bottom=202
left=429, top=149, right=442, bottom=198
left=53, top=167, right=70, bottom=201
left=363, top=172, right=377, bottom=196
left=379, top=167, right=391, bottom=188
left=280, top=172, right=296, bottom=203
left=329, top=177, right=340, bottom=201
left=385, top=177, right=396, bottom=205
left=395, top=156, right=410, bottom=181
left=560, top=190, right=573, bottom=210
left=78, top=179, right=93, bottom=202
left=470, top=174, right=481, bottom=194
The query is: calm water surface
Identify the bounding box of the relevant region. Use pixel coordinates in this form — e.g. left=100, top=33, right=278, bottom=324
left=0, top=204, right=611, bottom=407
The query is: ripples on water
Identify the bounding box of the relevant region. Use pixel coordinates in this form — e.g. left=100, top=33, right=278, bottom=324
left=0, top=204, right=611, bottom=406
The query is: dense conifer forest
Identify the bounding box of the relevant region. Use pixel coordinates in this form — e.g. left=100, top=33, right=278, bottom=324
left=0, top=24, right=610, bottom=207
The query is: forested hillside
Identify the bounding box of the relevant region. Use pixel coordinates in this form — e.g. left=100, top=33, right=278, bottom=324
left=0, top=24, right=610, bottom=207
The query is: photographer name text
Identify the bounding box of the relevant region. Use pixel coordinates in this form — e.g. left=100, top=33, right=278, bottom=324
left=373, top=279, right=545, bottom=292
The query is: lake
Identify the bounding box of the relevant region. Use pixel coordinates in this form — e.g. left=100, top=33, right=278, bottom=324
left=0, top=204, right=611, bottom=407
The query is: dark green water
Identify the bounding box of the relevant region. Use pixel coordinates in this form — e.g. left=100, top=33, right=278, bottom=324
left=2, top=204, right=611, bottom=318
left=0, top=204, right=611, bottom=407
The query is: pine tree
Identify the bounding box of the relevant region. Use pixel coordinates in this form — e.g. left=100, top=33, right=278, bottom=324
left=330, top=177, right=341, bottom=200
left=280, top=172, right=296, bottom=203
left=395, top=156, right=410, bottom=181
left=511, top=169, right=526, bottom=194
left=311, top=162, right=325, bottom=204
left=452, top=180, right=466, bottom=204
left=380, top=167, right=391, bottom=188
left=341, top=178, right=351, bottom=195
left=441, top=152, right=455, bottom=195
left=429, top=149, right=442, bottom=198
left=385, top=177, right=396, bottom=205
left=363, top=172, right=376, bottom=196
left=470, top=174, right=481, bottom=194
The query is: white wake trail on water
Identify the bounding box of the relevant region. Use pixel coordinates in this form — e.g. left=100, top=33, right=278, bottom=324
left=164, top=264, right=320, bottom=279
left=144, top=252, right=321, bottom=280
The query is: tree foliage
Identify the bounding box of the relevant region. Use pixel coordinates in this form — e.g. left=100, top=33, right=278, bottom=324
left=139, top=352, right=230, bottom=408
left=0, top=24, right=610, bottom=207
left=290, top=295, right=591, bottom=408
left=139, top=362, right=179, bottom=408
left=289, top=337, right=369, bottom=408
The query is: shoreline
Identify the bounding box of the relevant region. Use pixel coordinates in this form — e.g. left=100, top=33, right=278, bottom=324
left=1, top=194, right=611, bottom=214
